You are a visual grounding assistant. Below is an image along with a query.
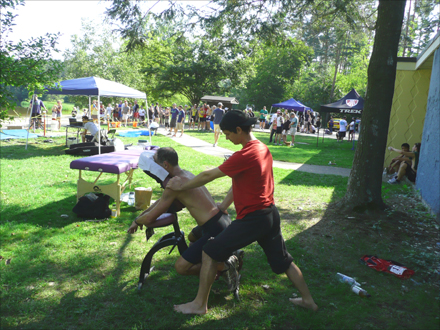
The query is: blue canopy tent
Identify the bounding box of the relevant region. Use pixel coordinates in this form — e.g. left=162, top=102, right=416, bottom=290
left=271, top=98, right=313, bottom=113
left=26, top=77, right=149, bottom=152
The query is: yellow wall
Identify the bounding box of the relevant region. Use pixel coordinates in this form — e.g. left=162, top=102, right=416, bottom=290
left=384, top=68, right=431, bottom=166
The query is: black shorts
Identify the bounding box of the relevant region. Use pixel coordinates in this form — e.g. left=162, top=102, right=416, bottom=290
left=404, top=162, right=417, bottom=182
left=260, top=118, right=266, bottom=123
left=338, top=131, right=346, bottom=138
left=203, top=205, right=293, bottom=274
left=276, top=127, right=283, bottom=134
left=191, top=115, right=197, bottom=122
left=199, top=117, right=206, bottom=122
left=170, top=117, right=177, bottom=128
left=181, top=211, right=231, bottom=265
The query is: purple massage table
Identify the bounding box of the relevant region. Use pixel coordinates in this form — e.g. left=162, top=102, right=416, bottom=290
left=70, top=147, right=158, bottom=216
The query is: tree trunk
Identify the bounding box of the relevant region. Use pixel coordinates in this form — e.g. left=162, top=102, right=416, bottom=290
left=342, top=0, right=406, bottom=212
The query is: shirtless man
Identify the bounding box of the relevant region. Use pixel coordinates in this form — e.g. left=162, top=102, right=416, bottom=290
left=386, top=143, right=411, bottom=175
left=127, top=147, right=241, bottom=285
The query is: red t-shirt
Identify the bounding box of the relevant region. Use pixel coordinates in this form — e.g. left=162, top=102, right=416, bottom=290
left=218, top=140, right=274, bottom=219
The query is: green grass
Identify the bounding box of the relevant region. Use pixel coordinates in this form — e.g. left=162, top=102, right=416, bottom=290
left=184, top=129, right=356, bottom=168
left=1, top=134, right=438, bottom=329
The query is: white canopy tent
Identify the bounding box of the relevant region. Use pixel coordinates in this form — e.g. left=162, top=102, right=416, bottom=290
left=26, top=77, right=150, bottom=152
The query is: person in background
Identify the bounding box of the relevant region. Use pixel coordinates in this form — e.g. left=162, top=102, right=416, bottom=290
left=90, top=100, right=98, bottom=123
left=336, top=116, right=348, bottom=142
left=288, top=112, right=298, bottom=147
left=259, top=106, right=268, bottom=130
left=113, top=105, right=119, bottom=121
left=29, top=95, right=47, bottom=130
left=268, top=110, right=279, bottom=143
left=169, top=103, right=179, bottom=135
left=80, top=116, right=99, bottom=143
left=118, top=100, right=123, bottom=120
left=164, top=106, right=170, bottom=129
left=122, top=101, right=130, bottom=127
left=206, top=105, right=213, bottom=133
left=281, top=112, right=291, bottom=146
left=133, top=100, right=139, bottom=123
left=106, top=103, right=113, bottom=123
left=190, top=104, right=198, bottom=130
left=54, top=100, right=63, bottom=129
left=385, top=143, right=411, bottom=175
left=387, top=143, right=421, bottom=184
left=139, top=105, right=146, bottom=125
left=176, top=105, right=186, bottom=137
left=148, top=106, right=154, bottom=126
left=328, top=116, right=334, bottom=135
left=348, top=117, right=356, bottom=141
left=198, top=105, right=205, bottom=131
left=212, top=103, right=225, bottom=147
left=274, top=110, right=284, bottom=145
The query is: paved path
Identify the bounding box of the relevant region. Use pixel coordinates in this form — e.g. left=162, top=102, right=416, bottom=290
left=156, top=128, right=351, bottom=177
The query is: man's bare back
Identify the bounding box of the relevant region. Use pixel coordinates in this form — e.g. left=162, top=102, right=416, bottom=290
left=171, top=170, right=218, bottom=227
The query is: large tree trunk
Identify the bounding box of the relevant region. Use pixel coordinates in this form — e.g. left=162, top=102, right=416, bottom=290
left=342, top=0, right=406, bottom=212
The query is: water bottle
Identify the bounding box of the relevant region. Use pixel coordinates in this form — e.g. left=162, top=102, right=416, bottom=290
left=336, top=273, right=360, bottom=286
left=351, top=285, right=371, bottom=298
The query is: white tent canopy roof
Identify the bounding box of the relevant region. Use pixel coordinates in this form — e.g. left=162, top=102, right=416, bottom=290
left=45, top=76, right=146, bottom=99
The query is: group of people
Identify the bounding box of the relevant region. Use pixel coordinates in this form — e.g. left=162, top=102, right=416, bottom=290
left=267, top=109, right=300, bottom=147
left=328, top=116, right=359, bottom=142
left=128, top=110, right=318, bottom=315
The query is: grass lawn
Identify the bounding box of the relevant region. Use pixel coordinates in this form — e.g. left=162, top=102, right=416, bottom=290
left=184, top=129, right=356, bottom=168
left=1, top=134, right=438, bottom=329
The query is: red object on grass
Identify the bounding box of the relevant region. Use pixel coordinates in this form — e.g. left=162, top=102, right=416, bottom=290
left=359, top=255, right=415, bottom=279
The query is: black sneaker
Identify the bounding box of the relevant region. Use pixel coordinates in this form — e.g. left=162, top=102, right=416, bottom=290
left=222, top=255, right=239, bottom=291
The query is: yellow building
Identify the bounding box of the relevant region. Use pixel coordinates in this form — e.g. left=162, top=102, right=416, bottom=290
left=384, top=50, right=435, bottom=166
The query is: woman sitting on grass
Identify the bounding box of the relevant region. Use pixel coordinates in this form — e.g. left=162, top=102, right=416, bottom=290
left=387, top=142, right=421, bottom=184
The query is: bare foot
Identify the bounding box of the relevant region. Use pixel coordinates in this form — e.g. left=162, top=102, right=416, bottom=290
left=174, top=301, right=207, bottom=315
left=289, top=298, right=318, bottom=311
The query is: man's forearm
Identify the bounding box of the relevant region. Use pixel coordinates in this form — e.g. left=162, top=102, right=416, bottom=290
left=219, top=187, right=234, bottom=212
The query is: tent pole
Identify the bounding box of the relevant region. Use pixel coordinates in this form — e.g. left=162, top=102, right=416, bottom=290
left=98, top=95, right=101, bottom=155
left=88, top=97, right=91, bottom=118
left=25, top=92, right=35, bottom=150
left=145, top=96, right=151, bottom=144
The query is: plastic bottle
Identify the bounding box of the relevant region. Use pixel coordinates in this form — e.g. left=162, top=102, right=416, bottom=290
left=351, top=285, right=371, bottom=298
left=111, top=204, right=117, bottom=218
left=336, top=273, right=360, bottom=286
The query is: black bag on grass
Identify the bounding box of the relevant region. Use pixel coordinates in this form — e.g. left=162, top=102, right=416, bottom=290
left=72, top=193, right=111, bottom=219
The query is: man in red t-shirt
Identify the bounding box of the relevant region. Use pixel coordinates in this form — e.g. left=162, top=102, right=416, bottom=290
left=167, top=110, right=318, bottom=315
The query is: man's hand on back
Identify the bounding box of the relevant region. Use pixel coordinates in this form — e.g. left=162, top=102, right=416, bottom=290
left=167, top=176, right=183, bottom=191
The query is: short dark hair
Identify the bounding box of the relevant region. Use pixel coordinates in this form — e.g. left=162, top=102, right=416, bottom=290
left=156, top=147, right=178, bottom=166
left=82, top=116, right=89, bottom=121
left=401, top=143, right=410, bottom=149
left=220, top=110, right=257, bottom=133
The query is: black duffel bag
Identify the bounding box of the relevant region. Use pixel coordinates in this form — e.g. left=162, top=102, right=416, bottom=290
left=72, top=193, right=111, bottom=220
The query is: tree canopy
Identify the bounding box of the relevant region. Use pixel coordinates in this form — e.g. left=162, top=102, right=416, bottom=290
left=0, top=0, right=62, bottom=124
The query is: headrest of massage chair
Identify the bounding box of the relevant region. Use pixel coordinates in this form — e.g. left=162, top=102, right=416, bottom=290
left=139, top=151, right=185, bottom=213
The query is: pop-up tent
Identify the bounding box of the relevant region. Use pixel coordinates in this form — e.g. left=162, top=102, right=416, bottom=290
left=271, top=98, right=312, bottom=112
left=26, top=77, right=149, bottom=152
left=320, top=88, right=364, bottom=114
left=319, top=88, right=364, bottom=148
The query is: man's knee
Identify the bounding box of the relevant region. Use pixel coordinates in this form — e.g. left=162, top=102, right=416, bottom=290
left=175, top=257, right=192, bottom=275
